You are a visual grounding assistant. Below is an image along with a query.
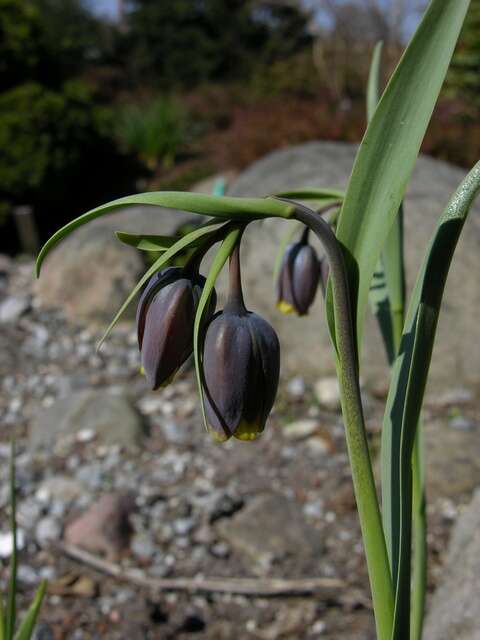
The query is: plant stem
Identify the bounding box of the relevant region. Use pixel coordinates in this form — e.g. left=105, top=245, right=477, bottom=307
left=290, top=202, right=394, bottom=640
left=411, top=427, right=427, bottom=640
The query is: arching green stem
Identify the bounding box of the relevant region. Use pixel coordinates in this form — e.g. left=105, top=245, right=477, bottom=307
left=286, top=200, right=394, bottom=640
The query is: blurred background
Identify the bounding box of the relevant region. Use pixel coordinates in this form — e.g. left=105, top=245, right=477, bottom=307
left=2, top=0, right=479, bottom=256
left=1, top=3, right=480, bottom=639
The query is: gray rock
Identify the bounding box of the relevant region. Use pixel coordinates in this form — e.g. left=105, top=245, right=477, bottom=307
left=286, top=376, right=306, bottom=399
left=424, top=489, right=480, bottom=640
left=229, top=141, right=480, bottom=390
left=35, top=517, right=61, bottom=545
left=283, top=419, right=320, bottom=441
left=0, top=295, right=30, bottom=323
left=35, top=206, right=196, bottom=324
left=29, top=389, right=145, bottom=452
left=217, top=493, right=323, bottom=572
left=314, top=377, right=341, bottom=412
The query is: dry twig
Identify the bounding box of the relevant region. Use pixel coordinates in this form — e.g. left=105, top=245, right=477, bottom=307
left=55, top=542, right=346, bottom=598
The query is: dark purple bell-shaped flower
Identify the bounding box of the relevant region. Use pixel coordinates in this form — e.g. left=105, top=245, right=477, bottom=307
left=276, top=227, right=320, bottom=316
left=202, top=243, right=280, bottom=442
left=137, top=266, right=215, bottom=390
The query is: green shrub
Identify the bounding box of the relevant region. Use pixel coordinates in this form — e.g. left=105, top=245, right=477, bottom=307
left=117, top=97, right=189, bottom=169
left=0, top=81, right=111, bottom=199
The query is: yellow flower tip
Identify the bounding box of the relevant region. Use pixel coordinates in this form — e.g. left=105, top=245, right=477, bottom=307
left=139, top=366, right=145, bottom=376
left=276, top=300, right=295, bottom=315
left=160, top=369, right=178, bottom=388
left=234, top=420, right=263, bottom=442
left=207, top=427, right=231, bottom=444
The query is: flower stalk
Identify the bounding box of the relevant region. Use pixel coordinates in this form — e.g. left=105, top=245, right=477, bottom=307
left=288, top=201, right=394, bottom=640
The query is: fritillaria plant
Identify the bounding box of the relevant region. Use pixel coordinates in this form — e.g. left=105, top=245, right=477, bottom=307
left=36, top=2, right=478, bottom=639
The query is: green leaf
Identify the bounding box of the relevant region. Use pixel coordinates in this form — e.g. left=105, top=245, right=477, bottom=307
left=329, top=0, right=470, bottom=351
left=367, top=41, right=383, bottom=122
left=0, top=591, right=5, bottom=640
left=6, top=440, right=17, bottom=640
left=193, top=226, right=243, bottom=434
left=382, top=160, right=480, bottom=638
left=115, top=232, right=180, bottom=252
left=14, top=581, right=47, bottom=640
left=273, top=188, right=344, bottom=202
left=97, top=222, right=227, bottom=350
left=36, top=192, right=294, bottom=276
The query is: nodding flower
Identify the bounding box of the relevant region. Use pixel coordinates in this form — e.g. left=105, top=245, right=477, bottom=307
left=202, top=241, right=280, bottom=442
left=276, top=227, right=320, bottom=316
left=137, top=266, right=215, bottom=390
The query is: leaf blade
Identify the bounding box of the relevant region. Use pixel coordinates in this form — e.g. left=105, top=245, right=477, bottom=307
left=97, top=222, right=227, bottom=349
left=36, top=192, right=294, bottom=276
left=13, top=581, right=47, bottom=640
left=330, top=0, right=470, bottom=350
left=383, top=160, right=480, bottom=638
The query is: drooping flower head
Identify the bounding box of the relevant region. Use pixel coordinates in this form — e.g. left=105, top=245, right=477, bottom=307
left=137, top=266, right=215, bottom=390
left=202, top=241, right=280, bottom=442
left=277, top=226, right=320, bottom=316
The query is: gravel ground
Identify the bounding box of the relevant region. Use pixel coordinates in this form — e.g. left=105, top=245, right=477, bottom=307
left=0, top=256, right=478, bottom=639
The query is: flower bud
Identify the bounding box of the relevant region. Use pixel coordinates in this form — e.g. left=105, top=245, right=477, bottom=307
left=137, top=267, right=215, bottom=390
left=202, top=242, right=280, bottom=442
left=276, top=229, right=320, bottom=316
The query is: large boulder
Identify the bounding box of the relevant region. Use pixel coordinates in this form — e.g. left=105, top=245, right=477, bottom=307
left=35, top=206, right=195, bottom=324
left=35, top=142, right=480, bottom=390
left=424, top=489, right=480, bottom=640
left=229, top=141, right=480, bottom=390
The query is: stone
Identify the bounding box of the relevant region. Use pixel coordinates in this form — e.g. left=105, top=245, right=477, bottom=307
left=217, top=493, right=323, bottom=572
left=35, top=205, right=196, bottom=325
left=36, top=476, right=85, bottom=503
left=425, top=418, right=480, bottom=502
left=64, top=493, right=135, bottom=560
left=35, top=517, right=62, bottom=546
left=229, top=142, right=480, bottom=390
left=0, top=529, right=25, bottom=558
left=29, top=389, right=145, bottom=452
left=283, top=419, right=320, bottom=440
left=424, top=489, right=480, bottom=640
left=0, top=295, right=30, bottom=323
left=286, top=376, right=306, bottom=399
left=314, top=377, right=341, bottom=411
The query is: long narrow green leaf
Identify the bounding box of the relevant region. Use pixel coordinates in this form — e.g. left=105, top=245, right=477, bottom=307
left=115, top=232, right=180, bottom=252
left=274, top=188, right=344, bottom=201
left=97, top=223, right=227, bottom=349
left=193, top=227, right=243, bottom=434
left=329, top=0, right=470, bottom=350
left=6, top=441, right=17, bottom=640
left=36, top=192, right=294, bottom=276
left=0, top=590, right=5, bottom=640
left=367, top=41, right=383, bottom=122
left=382, top=160, right=480, bottom=638
left=14, top=581, right=47, bottom=640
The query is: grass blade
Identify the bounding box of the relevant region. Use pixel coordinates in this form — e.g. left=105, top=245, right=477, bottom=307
left=13, top=581, right=47, bottom=640
left=329, top=0, right=470, bottom=351
left=367, top=41, right=383, bottom=122
left=382, top=160, right=480, bottom=638
left=36, top=192, right=294, bottom=276
left=273, top=188, right=344, bottom=202
left=193, top=226, right=243, bottom=434
left=0, top=590, right=5, bottom=640
left=97, top=223, right=227, bottom=350
left=115, top=232, right=180, bottom=252
left=6, top=441, right=17, bottom=640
